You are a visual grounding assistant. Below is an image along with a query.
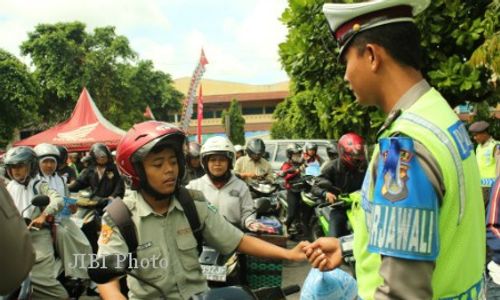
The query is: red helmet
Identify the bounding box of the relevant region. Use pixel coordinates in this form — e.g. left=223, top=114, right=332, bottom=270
left=116, top=121, right=186, bottom=189
left=338, top=133, right=366, bottom=169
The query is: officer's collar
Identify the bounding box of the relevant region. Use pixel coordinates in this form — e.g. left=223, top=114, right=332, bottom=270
left=377, top=79, right=431, bottom=137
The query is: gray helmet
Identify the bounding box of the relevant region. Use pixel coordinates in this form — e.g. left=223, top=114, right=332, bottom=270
left=286, top=143, right=302, bottom=159
left=246, top=138, right=265, bottom=158
left=187, top=142, right=201, bottom=158
left=90, top=143, right=112, bottom=161
left=4, top=146, right=38, bottom=179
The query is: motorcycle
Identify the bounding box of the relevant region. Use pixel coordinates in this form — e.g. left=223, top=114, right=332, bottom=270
left=199, top=198, right=275, bottom=287
left=310, top=192, right=359, bottom=276
left=88, top=254, right=300, bottom=300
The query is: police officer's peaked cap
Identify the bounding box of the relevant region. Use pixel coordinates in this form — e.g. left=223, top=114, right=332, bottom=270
left=323, top=0, right=431, bottom=58
left=469, top=121, right=490, bottom=133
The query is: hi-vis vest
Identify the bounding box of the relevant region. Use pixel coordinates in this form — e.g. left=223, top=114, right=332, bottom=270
left=353, top=88, right=485, bottom=300
left=476, top=139, right=498, bottom=187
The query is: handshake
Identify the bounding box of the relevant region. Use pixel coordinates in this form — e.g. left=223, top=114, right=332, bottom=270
left=287, top=237, right=344, bottom=272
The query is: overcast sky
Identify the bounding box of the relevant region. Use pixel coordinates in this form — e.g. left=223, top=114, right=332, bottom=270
left=0, top=0, right=290, bottom=84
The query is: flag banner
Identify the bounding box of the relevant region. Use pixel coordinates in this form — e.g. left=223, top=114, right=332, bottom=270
left=143, top=105, right=156, bottom=120
left=197, top=84, right=203, bottom=144
left=180, top=49, right=208, bottom=132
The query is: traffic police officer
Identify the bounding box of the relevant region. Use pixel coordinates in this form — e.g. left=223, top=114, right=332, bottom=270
left=469, top=120, right=500, bottom=204
left=96, top=121, right=307, bottom=300
left=304, top=0, right=485, bottom=299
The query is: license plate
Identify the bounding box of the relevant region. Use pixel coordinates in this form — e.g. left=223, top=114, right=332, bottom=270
left=201, top=265, right=227, bottom=282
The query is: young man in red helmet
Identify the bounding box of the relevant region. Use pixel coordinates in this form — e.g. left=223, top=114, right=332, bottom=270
left=96, top=121, right=307, bottom=300
left=311, top=133, right=367, bottom=237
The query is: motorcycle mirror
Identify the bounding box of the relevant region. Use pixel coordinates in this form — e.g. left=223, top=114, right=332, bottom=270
left=87, top=255, right=127, bottom=284
left=255, top=198, right=271, bottom=214
left=31, top=195, right=50, bottom=207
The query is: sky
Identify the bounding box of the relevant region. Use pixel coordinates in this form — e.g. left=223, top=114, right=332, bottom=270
left=0, top=0, right=290, bottom=85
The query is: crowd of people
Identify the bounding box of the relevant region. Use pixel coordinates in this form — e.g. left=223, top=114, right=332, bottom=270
left=1, top=0, right=499, bottom=299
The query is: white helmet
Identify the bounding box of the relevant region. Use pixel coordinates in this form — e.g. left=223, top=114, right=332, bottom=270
left=34, top=143, right=60, bottom=161
left=200, top=136, right=236, bottom=168
left=234, top=144, right=244, bottom=153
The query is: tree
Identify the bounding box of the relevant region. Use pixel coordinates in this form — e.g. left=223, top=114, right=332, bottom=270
left=222, top=99, right=246, bottom=146
left=273, top=0, right=499, bottom=143
left=20, top=22, right=182, bottom=129
left=0, top=49, right=40, bottom=147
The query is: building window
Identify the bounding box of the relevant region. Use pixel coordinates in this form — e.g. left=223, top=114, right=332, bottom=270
left=242, top=107, right=263, bottom=115
left=203, top=111, right=214, bottom=119
left=265, top=106, right=276, bottom=114
left=215, top=110, right=223, bottom=118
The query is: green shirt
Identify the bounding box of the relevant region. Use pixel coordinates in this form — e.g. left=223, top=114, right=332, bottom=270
left=97, top=190, right=244, bottom=300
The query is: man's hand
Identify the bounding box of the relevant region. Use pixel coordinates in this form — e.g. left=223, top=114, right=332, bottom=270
left=29, top=213, right=48, bottom=229
left=303, top=237, right=343, bottom=271
left=287, top=241, right=310, bottom=262
left=325, top=192, right=337, bottom=203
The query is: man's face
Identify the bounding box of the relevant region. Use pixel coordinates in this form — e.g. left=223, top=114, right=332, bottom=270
left=473, top=132, right=489, bottom=144
left=207, top=154, right=229, bottom=177
left=9, top=164, right=29, bottom=183
left=189, top=156, right=201, bottom=168
left=40, top=158, right=57, bottom=176
left=95, top=155, right=108, bottom=166
left=306, top=149, right=316, bottom=157
left=249, top=153, right=261, bottom=162
left=343, top=45, right=377, bottom=106
left=143, top=147, right=179, bottom=195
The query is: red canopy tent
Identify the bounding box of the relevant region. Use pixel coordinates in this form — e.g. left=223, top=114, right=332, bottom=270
left=14, top=88, right=125, bottom=152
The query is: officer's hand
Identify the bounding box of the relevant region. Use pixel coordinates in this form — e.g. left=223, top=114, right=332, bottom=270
left=29, top=213, right=48, bottom=229
left=303, top=237, right=343, bottom=271
left=288, top=241, right=310, bottom=262
left=325, top=192, right=336, bottom=203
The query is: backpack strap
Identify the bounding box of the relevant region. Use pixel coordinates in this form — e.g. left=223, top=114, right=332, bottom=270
left=105, top=199, right=138, bottom=260
left=32, top=179, right=41, bottom=195
left=177, top=186, right=204, bottom=255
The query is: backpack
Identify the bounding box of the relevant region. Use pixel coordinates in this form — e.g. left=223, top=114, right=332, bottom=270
left=105, top=186, right=204, bottom=259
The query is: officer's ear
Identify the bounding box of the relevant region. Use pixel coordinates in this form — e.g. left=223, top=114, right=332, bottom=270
left=365, top=43, right=382, bottom=72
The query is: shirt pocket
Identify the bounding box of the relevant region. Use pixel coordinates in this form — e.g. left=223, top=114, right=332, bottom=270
left=136, top=245, right=165, bottom=281
left=175, top=234, right=200, bottom=271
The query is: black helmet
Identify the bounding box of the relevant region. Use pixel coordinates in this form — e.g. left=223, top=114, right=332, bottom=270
left=4, top=146, right=38, bottom=180
left=286, top=143, right=302, bottom=159
left=89, top=143, right=112, bottom=161
left=56, top=145, right=68, bottom=166
left=326, top=141, right=338, bottom=156
left=246, top=139, right=265, bottom=158
left=304, top=142, right=318, bottom=152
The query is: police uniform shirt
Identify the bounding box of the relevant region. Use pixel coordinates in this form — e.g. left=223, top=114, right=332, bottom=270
left=97, top=190, right=244, bottom=300
left=371, top=79, right=445, bottom=299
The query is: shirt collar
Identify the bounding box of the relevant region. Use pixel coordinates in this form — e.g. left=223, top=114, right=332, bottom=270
left=136, top=192, right=183, bottom=217
left=391, top=79, right=431, bottom=112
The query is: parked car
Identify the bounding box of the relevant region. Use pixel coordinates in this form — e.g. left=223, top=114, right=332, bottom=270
left=262, top=139, right=333, bottom=172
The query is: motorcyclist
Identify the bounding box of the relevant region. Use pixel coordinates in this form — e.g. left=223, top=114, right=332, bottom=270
left=325, top=141, right=339, bottom=161
left=56, top=145, right=77, bottom=185
left=303, top=142, right=324, bottom=166
left=96, top=121, right=307, bottom=299
left=34, top=143, right=92, bottom=294
left=234, top=138, right=274, bottom=184
left=183, top=142, right=205, bottom=184
left=4, top=146, right=67, bottom=299
left=280, top=143, right=307, bottom=238
left=311, top=133, right=367, bottom=237
left=234, top=144, right=245, bottom=160
left=187, top=136, right=269, bottom=232
left=68, top=143, right=125, bottom=253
